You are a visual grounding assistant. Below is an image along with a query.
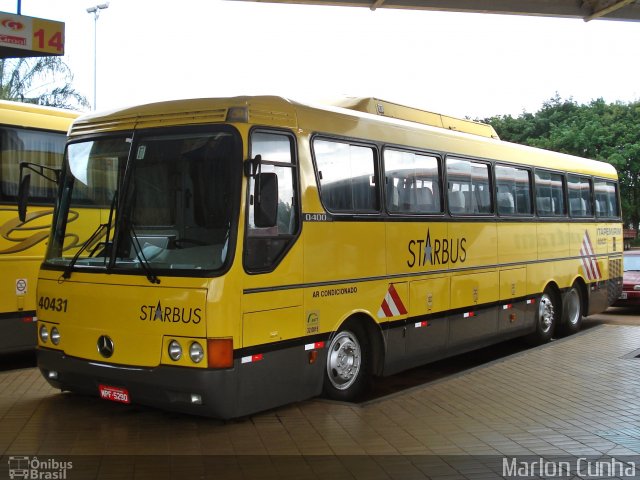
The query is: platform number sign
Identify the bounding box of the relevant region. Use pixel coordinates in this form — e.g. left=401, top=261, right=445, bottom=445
left=32, top=19, right=64, bottom=53
left=0, top=12, right=65, bottom=56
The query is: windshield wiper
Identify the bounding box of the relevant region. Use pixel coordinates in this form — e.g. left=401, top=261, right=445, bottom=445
left=60, top=189, right=118, bottom=281
left=60, top=223, right=108, bottom=280
left=87, top=188, right=118, bottom=259
left=129, top=225, right=161, bottom=285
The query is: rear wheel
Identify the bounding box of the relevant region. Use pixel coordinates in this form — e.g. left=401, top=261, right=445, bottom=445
left=557, top=284, right=583, bottom=337
left=525, top=288, right=558, bottom=345
left=323, top=322, right=372, bottom=402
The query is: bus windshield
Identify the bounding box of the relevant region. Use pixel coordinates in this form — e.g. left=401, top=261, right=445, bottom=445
left=45, top=127, right=241, bottom=276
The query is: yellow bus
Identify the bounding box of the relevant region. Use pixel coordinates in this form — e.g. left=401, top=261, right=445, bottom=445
left=33, top=96, right=622, bottom=418
left=0, top=100, right=78, bottom=354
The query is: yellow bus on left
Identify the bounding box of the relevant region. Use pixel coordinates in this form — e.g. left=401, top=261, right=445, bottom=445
left=0, top=100, right=78, bottom=354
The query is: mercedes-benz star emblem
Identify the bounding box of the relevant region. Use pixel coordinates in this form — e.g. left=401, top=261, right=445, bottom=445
left=97, top=335, right=114, bottom=358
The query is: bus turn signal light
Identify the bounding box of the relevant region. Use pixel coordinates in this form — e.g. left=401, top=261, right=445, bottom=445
left=207, top=338, right=234, bottom=369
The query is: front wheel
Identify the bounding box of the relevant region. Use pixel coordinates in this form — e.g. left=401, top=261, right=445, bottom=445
left=557, top=285, right=583, bottom=337
left=323, top=323, right=372, bottom=402
left=525, top=288, right=558, bottom=345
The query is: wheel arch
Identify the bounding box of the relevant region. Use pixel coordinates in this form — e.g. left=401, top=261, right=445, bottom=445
left=570, top=276, right=589, bottom=315
left=333, top=311, right=386, bottom=377
left=543, top=280, right=562, bottom=304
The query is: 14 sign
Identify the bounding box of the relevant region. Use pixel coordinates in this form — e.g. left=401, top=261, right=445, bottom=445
left=0, top=12, right=64, bottom=56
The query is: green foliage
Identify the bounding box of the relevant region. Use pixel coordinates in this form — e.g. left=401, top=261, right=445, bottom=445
left=0, top=57, right=89, bottom=110
left=483, top=95, right=640, bottom=228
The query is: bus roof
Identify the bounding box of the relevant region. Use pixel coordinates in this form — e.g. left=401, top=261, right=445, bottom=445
left=0, top=100, right=80, bottom=132
left=332, top=97, right=500, bottom=140
left=68, top=95, right=617, bottom=180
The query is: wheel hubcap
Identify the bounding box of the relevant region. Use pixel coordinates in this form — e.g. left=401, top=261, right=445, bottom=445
left=327, top=331, right=361, bottom=391
left=566, top=288, right=581, bottom=326
left=539, top=295, right=554, bottom=334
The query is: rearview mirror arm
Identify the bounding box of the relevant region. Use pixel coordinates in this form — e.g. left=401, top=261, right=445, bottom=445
left=19, top=162, right=61, bottom=185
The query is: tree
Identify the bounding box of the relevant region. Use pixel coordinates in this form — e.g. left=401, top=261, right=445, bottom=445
left=0, top=56, right=89, bottom=110
left=483, top=96, right=640, bottom=228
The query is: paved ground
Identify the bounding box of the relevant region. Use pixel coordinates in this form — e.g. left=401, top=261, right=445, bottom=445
left=1, top=312, right=640, bottom=479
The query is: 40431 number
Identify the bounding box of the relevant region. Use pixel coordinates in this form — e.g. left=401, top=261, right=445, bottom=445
left=39, top=296, right=68, bottom=313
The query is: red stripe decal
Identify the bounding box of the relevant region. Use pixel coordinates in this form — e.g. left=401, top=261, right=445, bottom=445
left=388, top=284, right=408, bottom=315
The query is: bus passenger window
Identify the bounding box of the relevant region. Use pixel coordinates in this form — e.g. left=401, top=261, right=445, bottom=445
left=313, top=139, right=378, bottom=213
left=495, top=164, right=532, bottom=216
left=594, top=180, right=620, bottom=218
left=567, top=174, right=593, bottom=217
left=535, top=170, right=566, bottom=217
left=446, top=157, right=492, bottom=215
left=383, top=149, right=441, bottom=214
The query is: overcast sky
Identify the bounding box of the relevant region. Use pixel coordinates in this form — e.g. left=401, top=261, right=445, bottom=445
left=2, top=0, right=640, bottom=119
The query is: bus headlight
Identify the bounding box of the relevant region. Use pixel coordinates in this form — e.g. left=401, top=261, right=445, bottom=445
left=189, top=342, right=204, bottom=363
left=50, top=327, right=61, bottom=345
left=168, top=340, right=182, bottom=361
left=39, top=324, right=49, bottom=343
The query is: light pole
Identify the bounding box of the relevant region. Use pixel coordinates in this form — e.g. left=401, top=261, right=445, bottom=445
left=86, top=3, right=109, bottom=110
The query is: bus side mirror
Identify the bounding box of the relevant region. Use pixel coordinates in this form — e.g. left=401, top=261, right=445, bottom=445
left=18, top=174, right=31, bottom=223
left=254, top=172, right=278, bottom=228
left=17, top=162, right=61, bottom=222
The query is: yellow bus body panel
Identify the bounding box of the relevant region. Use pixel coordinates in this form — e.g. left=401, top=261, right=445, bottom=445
left=243, top=305, right=303, bottom=347
left=37, top=273, right=208, bottom=367
left=0, top=101, right=79, bottom=352
left=409, top=276, right=450, bottom=315
left=0, top=206, right=53, bottom=314
left=303, top=221, right=386, bottom=284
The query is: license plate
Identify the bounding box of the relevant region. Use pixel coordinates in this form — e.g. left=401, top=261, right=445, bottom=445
left=99, top=384, right=130, bottom=404
left=619, top=292, right=628, bottom=300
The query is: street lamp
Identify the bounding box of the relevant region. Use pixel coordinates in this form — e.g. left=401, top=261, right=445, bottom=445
left=86, top=2, right=109, bottom=110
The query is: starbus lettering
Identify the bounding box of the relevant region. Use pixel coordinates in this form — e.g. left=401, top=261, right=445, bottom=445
left=407, top=229, right=466, bottom=268
left=139, top=301, right=202, bottom=324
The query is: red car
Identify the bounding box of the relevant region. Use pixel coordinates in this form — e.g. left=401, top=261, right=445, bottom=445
left=613, top=250, right=640, bottom=307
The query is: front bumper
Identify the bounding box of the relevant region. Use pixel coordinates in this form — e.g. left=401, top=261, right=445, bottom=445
left=38, top=347, right=241, bottom=418
left=38, top=340, right=325, bottom=419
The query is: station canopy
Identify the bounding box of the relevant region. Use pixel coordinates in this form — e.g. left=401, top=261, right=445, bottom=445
left=228, top=0, right=640, bottom=21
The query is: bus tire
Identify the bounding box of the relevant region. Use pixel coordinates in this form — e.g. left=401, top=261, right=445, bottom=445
left=525, top=288, right=558, bottom=345
left=323, top=322, right=372, bottom=402
left=557, top=284, right=583, bottom=337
